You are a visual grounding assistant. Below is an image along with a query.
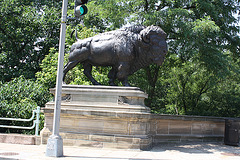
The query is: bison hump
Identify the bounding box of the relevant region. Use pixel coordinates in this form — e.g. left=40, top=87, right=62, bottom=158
left=113, top=36, right=135, bottom=60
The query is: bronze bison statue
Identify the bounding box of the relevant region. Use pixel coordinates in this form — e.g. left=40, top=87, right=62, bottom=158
left=63, top=25, right=168, bottom=86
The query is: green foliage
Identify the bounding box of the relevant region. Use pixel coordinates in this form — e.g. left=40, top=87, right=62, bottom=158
left=126, top=0, right=240, bottom=117
left=65, top=0, right=240, bottom=117
left=0, top=0, right=61, bottom=134
left=0, top=0, right=62, bottom=82
left=0, top=76, right=50, bottom=134
left=83, top=0, right=134, bottom=31
left=205, top=78, right=240, bottom=117
left=1, top=0, right=240, bottom=121
left=35, top=48, right=58, bottom=89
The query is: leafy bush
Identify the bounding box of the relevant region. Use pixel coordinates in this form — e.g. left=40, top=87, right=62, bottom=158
left=0, top=76, right=51, bottom=134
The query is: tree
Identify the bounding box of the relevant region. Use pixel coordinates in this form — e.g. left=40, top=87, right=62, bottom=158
left=83, top=0, right=240, bottom=116
left=126, top=0, right=239, bottom=116
left=37, top=0, right=240, bottom=117
left=0, top=0, right=62, bottom=82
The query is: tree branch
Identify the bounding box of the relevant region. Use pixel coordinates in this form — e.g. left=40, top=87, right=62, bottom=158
left=144, top=0, right=149, bottom=12
left=156, top=0, right=167, bottom=11
left=0, top=27, right=14, bottom=40
left=194, top=77, right=211, bottom=109
left=182, top=5, right=196, bottom=10
left=17, top=40, right=30, bottom=54
left=145, top=66, right=160, bottom=107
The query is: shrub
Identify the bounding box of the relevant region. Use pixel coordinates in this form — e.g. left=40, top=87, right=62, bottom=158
left=0, top=76, right=51, bottom=134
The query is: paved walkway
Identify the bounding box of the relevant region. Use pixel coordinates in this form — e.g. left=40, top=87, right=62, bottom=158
left=0, top=142, right=240, bottom=160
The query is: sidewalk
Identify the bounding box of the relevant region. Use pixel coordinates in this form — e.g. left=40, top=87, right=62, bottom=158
left=0, top=142, right=240, bottom=160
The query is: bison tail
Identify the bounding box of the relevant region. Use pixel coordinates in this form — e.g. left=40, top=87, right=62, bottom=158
left=71, top=30, right=80, bottom=41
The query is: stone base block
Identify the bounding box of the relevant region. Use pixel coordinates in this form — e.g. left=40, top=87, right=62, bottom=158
left=41, top=85, right=152, bottom=150
left=41, top=128, right=152, bottom=150
left=41, top=108, right=152, bottom=150
left=45, top=135, right=63, bottom=157
left=0, top=134, right=40, bottom=145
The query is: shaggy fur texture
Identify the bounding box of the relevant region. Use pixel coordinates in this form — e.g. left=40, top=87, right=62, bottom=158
left=63, top=25, right=167, bottom=86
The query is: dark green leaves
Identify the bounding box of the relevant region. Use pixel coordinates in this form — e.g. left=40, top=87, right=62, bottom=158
left=0, top=0, right=61, bottom=82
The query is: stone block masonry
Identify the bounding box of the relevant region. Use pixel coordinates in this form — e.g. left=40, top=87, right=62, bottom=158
left=150, top=115, right=224, bottom=144
left=40, top=85, right=225, bottom=150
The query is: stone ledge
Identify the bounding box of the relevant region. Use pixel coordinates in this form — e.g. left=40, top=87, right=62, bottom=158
left=0, top=134, right=40, bottom=145
left=46, top=102, right=151, bottom=113
left=48, top=84, right=150, bottom=113
left=43, top=107, right=225, bottom=122
left=51, top=84, right=148, bottom=99
left=151, top=114, right=225, bottom=122
left=43, top=108, right=152, bottom=119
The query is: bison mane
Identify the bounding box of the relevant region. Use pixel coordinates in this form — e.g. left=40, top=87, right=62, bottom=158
left=115, top=25, right=166, bottom=74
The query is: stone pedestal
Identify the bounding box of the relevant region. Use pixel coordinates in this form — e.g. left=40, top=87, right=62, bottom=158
left=41, top=85, right=152, bottom=150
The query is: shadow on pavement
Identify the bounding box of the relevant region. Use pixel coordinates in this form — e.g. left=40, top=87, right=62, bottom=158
left=151, top=142, right=240, bottom=155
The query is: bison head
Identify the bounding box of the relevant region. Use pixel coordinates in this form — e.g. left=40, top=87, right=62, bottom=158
left=139, top=25, right=168, bottom=66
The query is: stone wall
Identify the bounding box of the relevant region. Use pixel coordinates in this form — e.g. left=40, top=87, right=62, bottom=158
left=150, top=114, right=225, bottom=143
left=41, top=85, right=226, bottom=150
left=41, top=108, right=225, bottom=149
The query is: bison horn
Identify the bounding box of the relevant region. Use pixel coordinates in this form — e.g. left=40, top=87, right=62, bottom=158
left=140, top=30, right=150, bottom=43
left=142, top=35, right=150, bottom=43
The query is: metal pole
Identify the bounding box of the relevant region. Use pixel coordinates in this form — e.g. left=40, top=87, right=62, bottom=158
left=46, top=0, right=68, bottom=157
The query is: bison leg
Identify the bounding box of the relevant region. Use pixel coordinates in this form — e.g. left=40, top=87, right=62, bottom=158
left=121, top=79, right=131, bottom=87
left=108, top=67, right=117, bottom=86
left=83, top=62, right=101, bottom=85
left=63, top=60, right=80, bottom=82
left=63, top=47, right=90, bottom=83
left=117, top=62, right=131, bottom=87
